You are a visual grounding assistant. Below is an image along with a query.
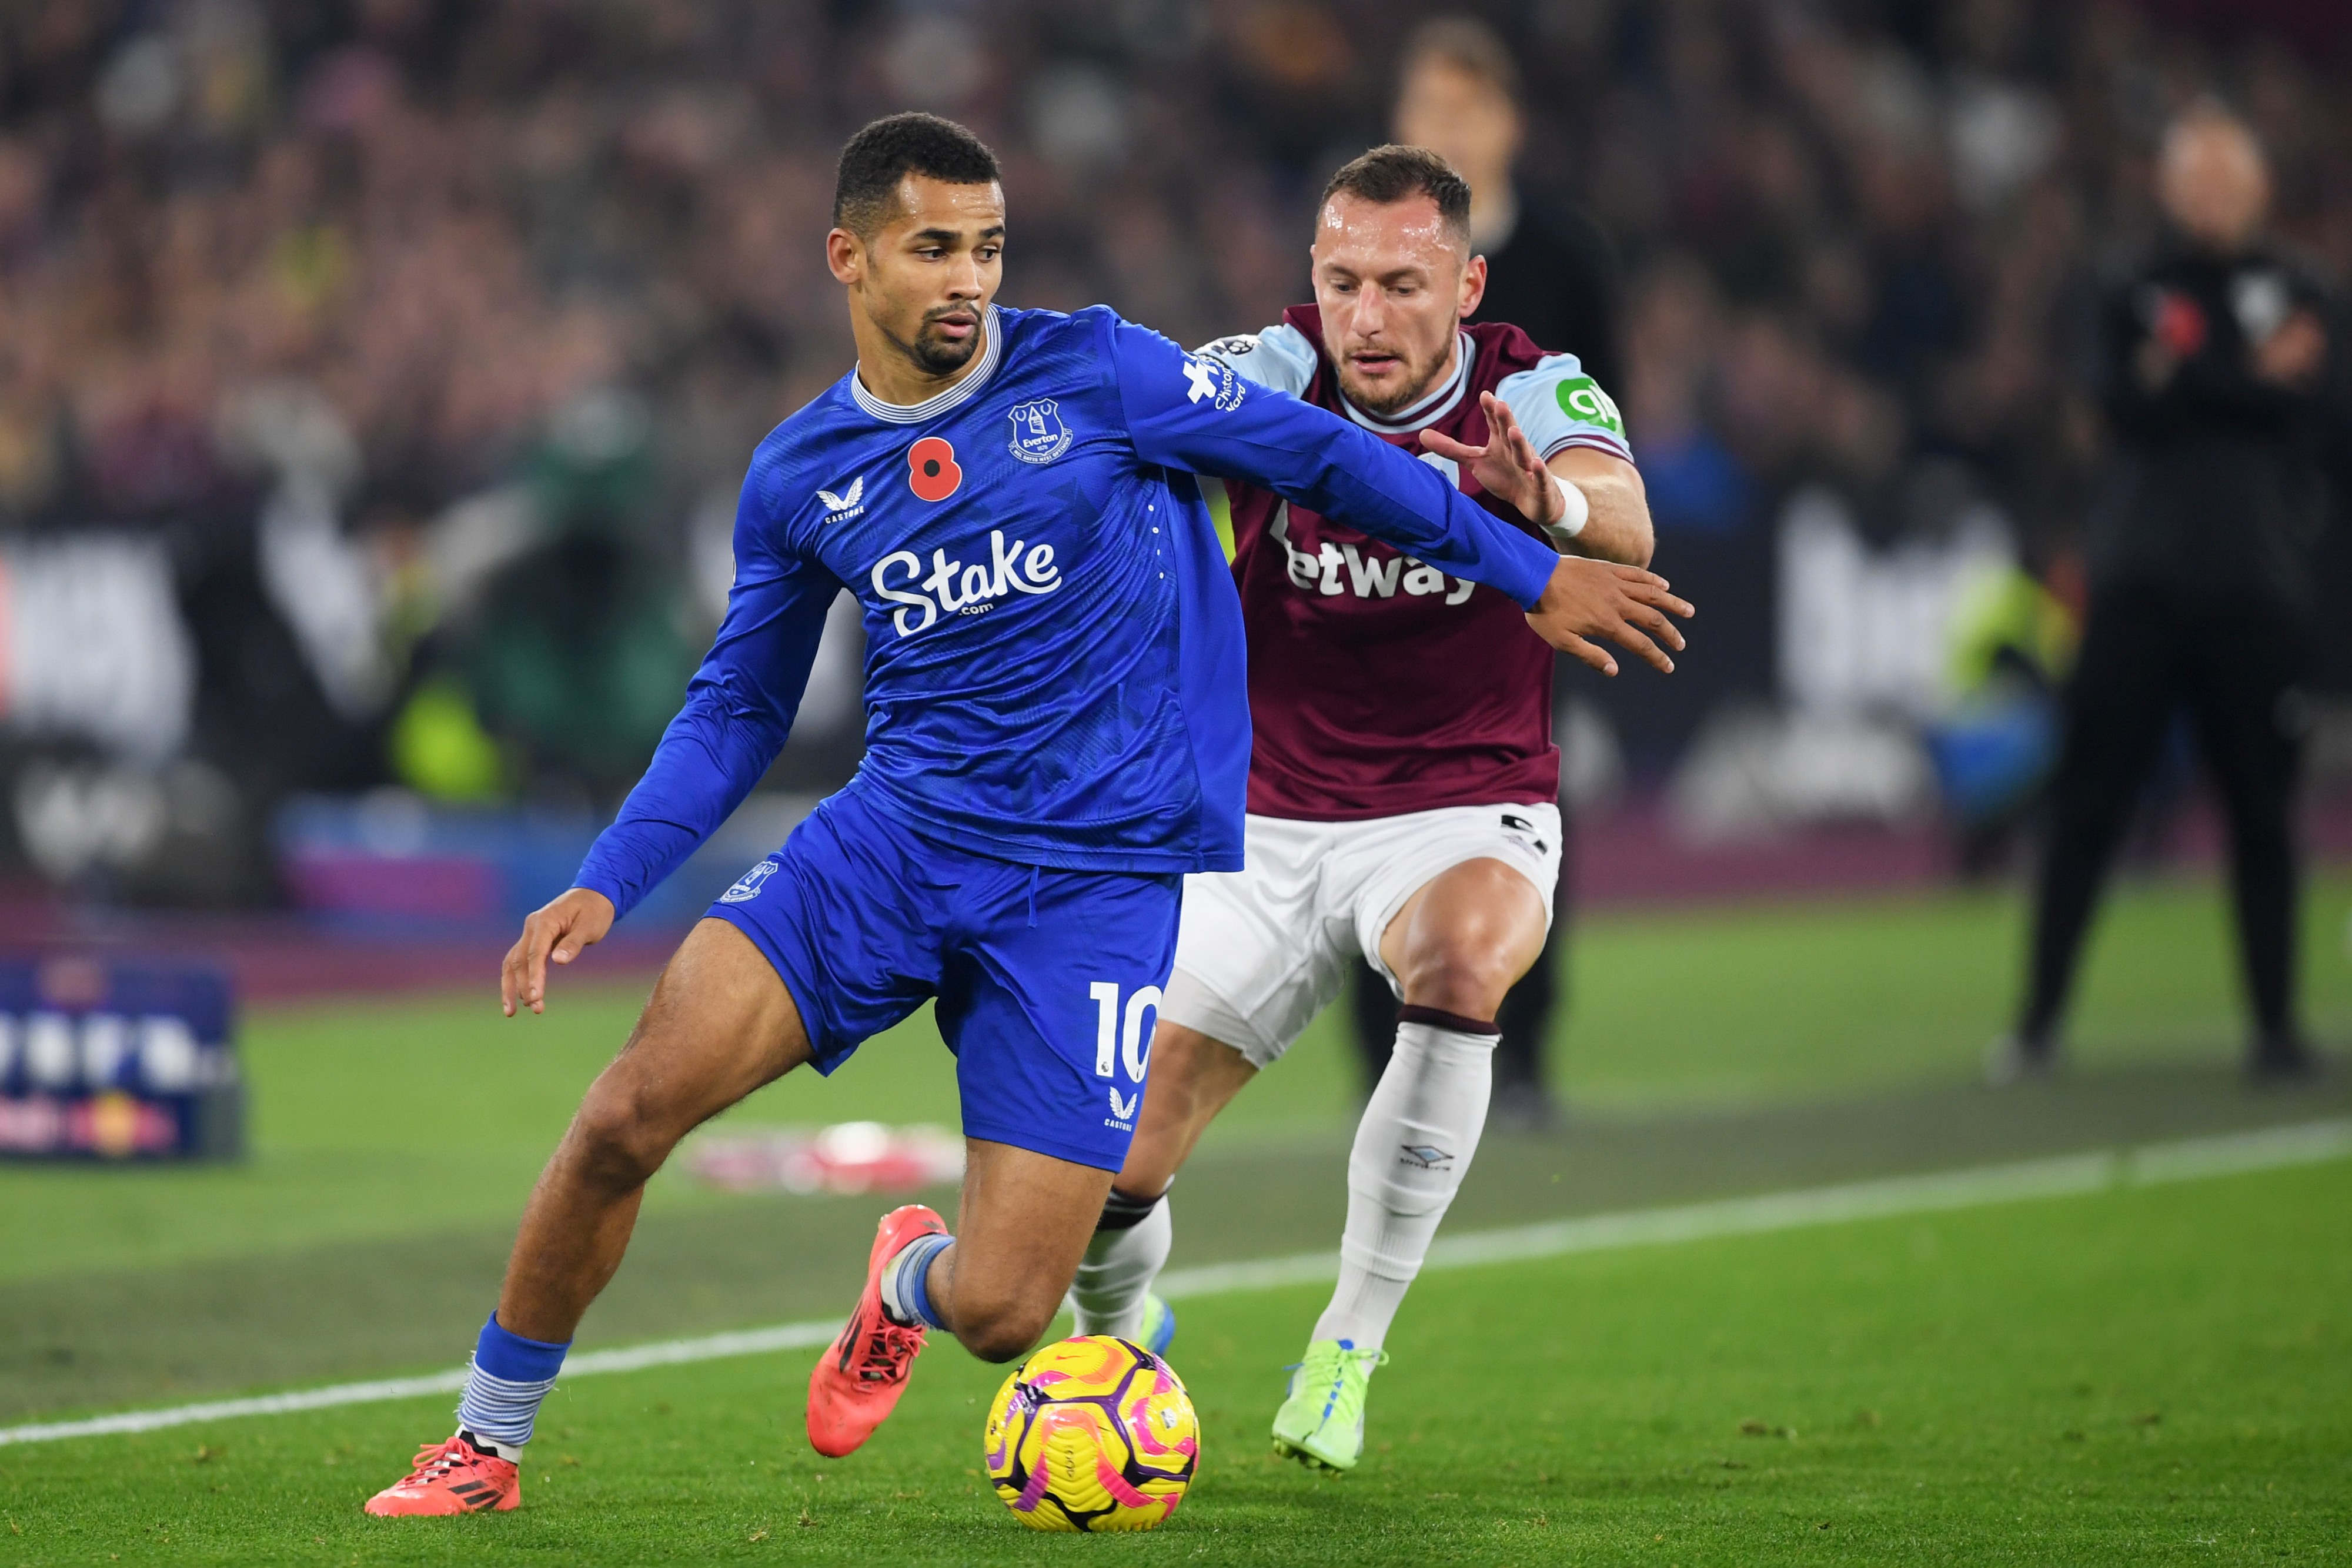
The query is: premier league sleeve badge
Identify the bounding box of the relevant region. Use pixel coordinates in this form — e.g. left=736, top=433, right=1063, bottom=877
left=1007, top=398, right=1074, bottom=464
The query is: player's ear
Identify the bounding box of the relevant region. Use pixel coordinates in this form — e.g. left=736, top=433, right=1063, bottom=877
left=826, top=227, right=863, bottom=286
left=1458, top=252, right=1487, bottom=319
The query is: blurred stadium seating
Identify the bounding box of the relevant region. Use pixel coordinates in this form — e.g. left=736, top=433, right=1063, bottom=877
left=0, top=0, right=2346, bottom=921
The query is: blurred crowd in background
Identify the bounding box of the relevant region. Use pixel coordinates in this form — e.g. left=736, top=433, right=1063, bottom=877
left=1, top=0, right=2348, bottom=912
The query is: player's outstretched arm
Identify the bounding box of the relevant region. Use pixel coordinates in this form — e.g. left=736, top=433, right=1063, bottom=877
left=1435, top=396, right=1690, bottom=674
left=543, top=467, right=840, bottom=1012
left=1418, top=393, right=1654, bottom=567
left=1109, top=318, right=1561, bottom=609
left=502, top=887, right=616, bottom=1017
left=1547, top=448, right=1653, bottom=566
left=1523, top=557, right=1693, bottom=677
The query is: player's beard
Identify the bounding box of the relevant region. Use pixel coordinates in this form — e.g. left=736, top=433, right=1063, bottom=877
left=1334, top=338, right=1451, bottom=418
left=902, top=306, right=985, bottom=376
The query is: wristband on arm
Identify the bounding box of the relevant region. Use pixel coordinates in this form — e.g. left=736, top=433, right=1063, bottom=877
left=1541, top=472, right=1589, bottom=547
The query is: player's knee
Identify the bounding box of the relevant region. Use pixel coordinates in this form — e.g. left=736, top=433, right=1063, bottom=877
left=1395, top=943, right=1519, bottom=1020
left=954, top=1296, right=1056, bottom=1363
left=569, top=1083, right=677, bottom=1189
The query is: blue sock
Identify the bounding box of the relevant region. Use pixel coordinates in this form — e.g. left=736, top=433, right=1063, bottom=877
left=455, top=1313, right=569, bottom=1457
left=880, top=1233, right=954, bottom=1332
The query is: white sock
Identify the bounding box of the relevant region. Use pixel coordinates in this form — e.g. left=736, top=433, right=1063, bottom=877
left=1069, top=1190, right=1172, bottom=1337
left=1312, top=1012, right=1495, bottom=1352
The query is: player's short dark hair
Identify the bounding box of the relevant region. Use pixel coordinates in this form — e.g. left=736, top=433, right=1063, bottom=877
left=1320, top=144, right=1473, bottom=243
left=1399, top=16, right=1522, bottom=107
left=833, top=112, right=1002, bottom=238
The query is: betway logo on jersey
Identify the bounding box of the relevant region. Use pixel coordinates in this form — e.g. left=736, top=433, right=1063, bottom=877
left=871, top=530, right=1063, bottom=636
left=1269, top=503, right=1474, bottom=605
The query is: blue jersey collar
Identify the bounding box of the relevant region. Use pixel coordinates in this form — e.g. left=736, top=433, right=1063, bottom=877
left=848, top=306, right=1005, bottom=424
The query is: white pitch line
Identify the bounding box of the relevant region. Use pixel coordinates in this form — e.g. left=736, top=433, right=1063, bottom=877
left=0, top=1324, right=848, bottom=1449
left=3, top=1117, right=2344, bottom=1449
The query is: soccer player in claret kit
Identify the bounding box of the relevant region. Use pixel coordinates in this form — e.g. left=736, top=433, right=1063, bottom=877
left=1065, top=146, right=1671, bottom=1472
left=363, top=116, right=1690, bottom=1515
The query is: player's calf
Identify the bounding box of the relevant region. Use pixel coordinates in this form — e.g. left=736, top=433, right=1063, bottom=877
left=885, top=1229, right=1067, bottom=1363
left=1071, top=1024, right=1254, bottom=1341
left=1295, top=852, right=1542, bottom=1359
left=808, top=1141, right=1112, bottom=1454
left=1115, top=1022, right=1258, bottom=1198
left=1316, top=1005, right=1498, bottom=1352
left=931, top=1139, right=1114, bottom=1356
left=1070, top=1185, right=1174, bottom=1340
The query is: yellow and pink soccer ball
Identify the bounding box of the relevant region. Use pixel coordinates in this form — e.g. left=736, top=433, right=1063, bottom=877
left=983, top=1335, right=1199, bottom=1532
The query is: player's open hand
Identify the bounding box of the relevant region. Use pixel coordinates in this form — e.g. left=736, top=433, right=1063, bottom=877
left=1525, top=556, right=1693, bottom=677
left=2254, top=309, right=2326, bottom=386
left=1418, top=392, right=1562, bottom=529
left=501, top=887, right=616, bottom=1017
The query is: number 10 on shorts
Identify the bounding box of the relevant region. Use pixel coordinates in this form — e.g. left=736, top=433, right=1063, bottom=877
left=1089, top=982, right=1163, bottom=1081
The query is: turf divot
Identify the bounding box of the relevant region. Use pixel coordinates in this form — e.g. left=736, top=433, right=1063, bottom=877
left=5, top=1116, right=2342, bottom=1452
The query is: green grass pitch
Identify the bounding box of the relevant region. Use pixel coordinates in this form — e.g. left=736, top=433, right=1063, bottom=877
left=1, top=874, right=2348, bottom=1562
left=3, top=1158, right=2347, bottom=1564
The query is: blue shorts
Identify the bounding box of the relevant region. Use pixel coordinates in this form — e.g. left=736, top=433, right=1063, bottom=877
left=706, top=789, right=1180, bottom=1171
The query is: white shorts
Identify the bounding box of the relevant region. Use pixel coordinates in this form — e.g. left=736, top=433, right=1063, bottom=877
left=1161, top=803, right=1562, bottom=1068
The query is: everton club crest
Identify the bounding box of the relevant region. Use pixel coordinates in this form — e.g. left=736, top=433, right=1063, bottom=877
left=1006, top=398, right=1074, bottom=464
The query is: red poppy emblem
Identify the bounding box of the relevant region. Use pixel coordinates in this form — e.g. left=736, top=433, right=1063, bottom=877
left=907, top=437, right=963, bottom=502
left=2151, top=292, right=2206, bottom=357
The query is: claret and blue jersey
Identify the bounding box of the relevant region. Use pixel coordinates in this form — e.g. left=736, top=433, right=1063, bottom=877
left=569, top=303, right=1560, bottom=1169
left=1192, top=306, right=1633, bottom=823
left=574, top=305, right=1557, bottom=911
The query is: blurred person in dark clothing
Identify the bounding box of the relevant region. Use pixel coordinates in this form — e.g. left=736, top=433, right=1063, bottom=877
left=1344, top=18, right=1626, bottom=1128
left=1992, top=103, right=2339, bottom=1085
left=1395, top=19, right=1622, bottom=392
left=466, top=390, right=696, bottom=803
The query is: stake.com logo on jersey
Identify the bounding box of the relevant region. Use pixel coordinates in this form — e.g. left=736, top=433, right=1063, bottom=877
left=870, top=530, right=1063, bottom=636
left=858, top=433, right=1064, bottom=637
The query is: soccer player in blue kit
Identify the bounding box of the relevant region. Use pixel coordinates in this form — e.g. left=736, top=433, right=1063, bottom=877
left=366, top=113, right=1691, bottom=1514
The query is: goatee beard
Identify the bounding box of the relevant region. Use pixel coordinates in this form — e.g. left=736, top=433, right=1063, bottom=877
left=911, top=330, right=980, bottom=375
left=907, top=309, right=984, bottom=375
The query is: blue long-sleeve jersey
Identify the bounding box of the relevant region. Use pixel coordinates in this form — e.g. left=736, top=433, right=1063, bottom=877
left=573, top=305, right=1561, bottom=916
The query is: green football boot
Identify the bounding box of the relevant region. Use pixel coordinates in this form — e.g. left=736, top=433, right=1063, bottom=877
left=1137, top=1292, right=1177, bottom=1358
left=1270, top=1338, right=1388, bottom=1471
